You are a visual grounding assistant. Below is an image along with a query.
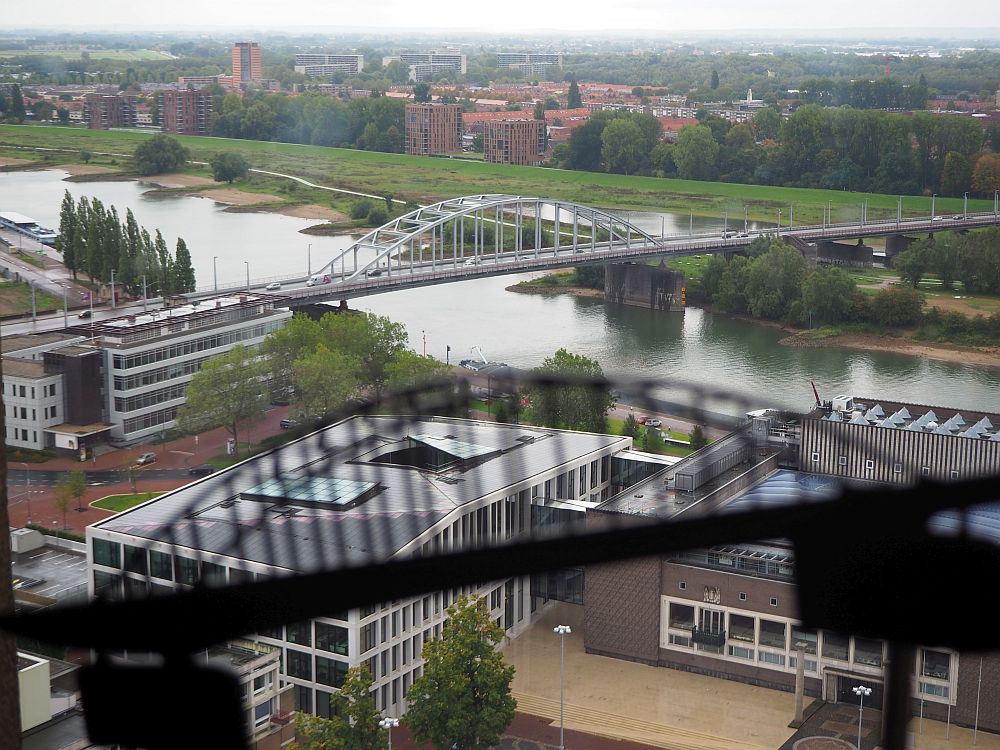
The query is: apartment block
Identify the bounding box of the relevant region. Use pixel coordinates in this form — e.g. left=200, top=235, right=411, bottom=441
left=233, top=42, right=263, bottom=85
left=483, top=119, right=545, bottom=166
left=83, top=93, right=137, bottom=129
left=294, top=54, right=364, bottom=78
left=160, top=88, right=213, bottom=135
left=383, top=51, right=466, bottom=81
left=405, top=103, right=463, bottom=155
left=496, top=52, right=563, bottom=77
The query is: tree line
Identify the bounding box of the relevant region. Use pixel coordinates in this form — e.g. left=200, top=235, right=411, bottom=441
left=894, top=228, right=1000, bottom=295
left=56, top=190, right=196, bottom=297
left=552, top=105, right=999, bottom=197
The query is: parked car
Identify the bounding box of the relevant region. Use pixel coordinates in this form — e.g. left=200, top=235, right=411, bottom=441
left=187, top=464, right=214, bottom=477
left=279, top=418, right=299, bottom=430
left=635, top=415, right=648, bottom=424
left=78, top=310, right=92, bottom=319
left=136, top=452, right=157, bottom=465
left=265, top=282, right=282, bottom=291
left=646, top=418, right=662, bottom=428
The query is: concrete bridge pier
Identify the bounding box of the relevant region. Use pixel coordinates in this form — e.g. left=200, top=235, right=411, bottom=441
left=605, top=262, right=685, bottom=311
left=815, top=240, right=873, bottom=267
left=884, top=234, right=915, bottom=264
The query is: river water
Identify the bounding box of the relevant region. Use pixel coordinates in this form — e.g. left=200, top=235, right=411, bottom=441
left=2, top=168, right=998, bottom=415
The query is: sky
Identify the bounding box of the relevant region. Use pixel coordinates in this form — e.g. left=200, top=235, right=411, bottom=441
left=5, top=0, right=1000, bottom=37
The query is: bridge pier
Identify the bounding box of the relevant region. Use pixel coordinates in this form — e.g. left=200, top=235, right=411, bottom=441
left=605, top=262, right=685, bottom=311
left=815, top=240, right=873, bottom=267
left=884, top=234, right=915, bottom=264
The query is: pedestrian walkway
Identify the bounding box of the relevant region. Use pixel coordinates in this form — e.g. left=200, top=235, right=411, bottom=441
left=502, top=602, right=1000, bottom=750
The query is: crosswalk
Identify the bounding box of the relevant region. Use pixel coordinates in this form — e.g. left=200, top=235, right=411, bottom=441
left=512, top=692, right=770, bottom=750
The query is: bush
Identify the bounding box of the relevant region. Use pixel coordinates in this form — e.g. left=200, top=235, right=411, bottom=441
left=366, top=205, right=388, bottom=226
left=350, top=199, right=374, bottom=220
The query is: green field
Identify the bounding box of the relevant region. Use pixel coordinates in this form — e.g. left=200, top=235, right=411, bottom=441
left=0, top=124, right=986, bottom=223
left=0, top=49, right=172, bottom=61
left=92, top=492, right=165, bottom=512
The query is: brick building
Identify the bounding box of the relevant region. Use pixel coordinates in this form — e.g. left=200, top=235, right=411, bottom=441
left=483, top=119, right=545, bottom=166
left=405, top=103, right=463, bottom=155
left=83, top=93, right=137, bottom=129
left=160, top=89, right=213, bottom=136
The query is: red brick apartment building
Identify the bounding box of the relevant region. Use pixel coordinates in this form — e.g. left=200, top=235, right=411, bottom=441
left=83, top=93, right=137, bottom=129
left=160, top=89, right=213, bottom=135
left=405, top=103, right=463, bottom=155
left=232, top=41, right=263, bottom=86
left=483, top=119, right=545, bottom=165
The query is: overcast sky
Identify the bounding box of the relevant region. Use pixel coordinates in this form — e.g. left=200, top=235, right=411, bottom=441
left=5, top=0, right=999, bottom=37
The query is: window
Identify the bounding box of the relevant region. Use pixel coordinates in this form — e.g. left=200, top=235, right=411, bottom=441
left=791, top=627, right=818, bottom=655
left=200, top=561, right=226, bottom=586
left=920, top=682, right=949, bottom=698
left=296, top=685, right=312, bottom=714
left=123, top=545, right=147, bottom=575
left=789, top=656, right=817, bottom=672
left=729, top=614, right=755, bottom=643
left=759, top=619, right=786, bottom=649
left=950, top=470, right=959, bottom=479
left=822, top=632, right=849, bottom=661
left=174, top=556, right=198, bottom=585
left=229, top=568, right=254, bottom=585
left=316, top=656, right=348, bottom=688
left=678, top=581, right=686, bottom=591
left=922, top=649, right=951, bottom=680
left=150, top=550, right=172, bottom=580
left=93, top=570, right=122, bottom=599
left=590, top=460, right=598, bottom=489
left=854, top=637, right=883, bottom=667
left=579, top=466, right=586, bottom=496
left=668, top=634, right=691, bottom=647
left=865, top=459, right=874, bottom=470
left=316, top=622, right=349, bottom=655
left=769, top=597, right=778, bottom=607
left=253, top=674, right=272, bottom=694
left=759, top=651, right=786, bottom=666
left=811, top=452, right=820, bottom=462
left=838, top=455, right=847, bottom=466
left=286, top=649, right=312, bottom=680
left=893, top=463, right=903, bottom=474
left=19, top=386, right=25, bottom=397
left=361, top=623, right=377, bottom=653
left=92, top=539, right=121, bottom=568
left=729, top=645, right=754, bottom=660
left=739, top=592, right=747, bottom=601
left=286, top=621, right=311, bottom=647
left=316, top=690, right=334, bottom=719
left=921, top=466, right=931, bottom=476
left=668, top=603, right=695, bottom=629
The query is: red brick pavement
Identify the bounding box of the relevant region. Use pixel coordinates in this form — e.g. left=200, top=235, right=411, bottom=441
left=6, top=404, right=292, bottom=534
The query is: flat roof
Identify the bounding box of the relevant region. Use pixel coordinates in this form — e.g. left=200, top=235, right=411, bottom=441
left=0, top=211, right=39, bottom=225
left=1, top=332, right=82, bottom=355
left=1, top=357, right=48, bottom=379
left=92, top=416, right=628, bottom=571
left=808, top=396, right=1000, bottom=440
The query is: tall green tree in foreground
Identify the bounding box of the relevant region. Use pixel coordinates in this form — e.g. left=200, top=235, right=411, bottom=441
left=406, top=596, right=516, bottom=750
left=294, top=664, right=385, bottom=750
left=176, top=345, right=268, bottom=453
left=527, top=348, right=615, bottom=433
left=567, top=80, right=582, bottom=109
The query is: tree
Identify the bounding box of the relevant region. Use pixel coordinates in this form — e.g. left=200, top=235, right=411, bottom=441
left=56, top=190, right=78, bottom=276
left=210, top=151, right=250, bottom=183
left=133, top=133, right=189, bottom=176
left=295, top=664, right=385, bottom=750
left=689, top=425, right=709, bottom=451
left=940, top=151, right=971, bottom=196
left=801, top=267, right=856, bottom=325
left=68, top=469, right=88, bottom=512
left=320, top=313, right=408, bottom=401
left=413, top=82, right=432, bottom=103
left=873, top=285, right=925, bottom=327
left=710, top=70, right=720, bottom=90
left=54, top=482, right=73, bottom=530
left=621, top=412, right=640, bottom=438
left=176, top=345, right=269, bottom=454
left=8, top=85, right=25, bottom=123
left=672, top=125, right=719, bottom=180
left=893, top=240, right=934, bottom=287
left=567, top=80, right=582, bottom=109
left=527, top=348, right=615, bottom=433
left=601, top=118, right=645, bottom=175
left=291, top=344, right=361, bottom=420
left=173, top=238, right=196, bottom=293
left=384, top=350, right=453, bottom=393
left=744, top=243, right=808, bottom=320
left=971, top=154, right=1000, bottom=196
left=406, top=596, right=516, bottom=750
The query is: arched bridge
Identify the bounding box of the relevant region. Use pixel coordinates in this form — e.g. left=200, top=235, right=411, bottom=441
left=260, top=194, right=1000, bottom=305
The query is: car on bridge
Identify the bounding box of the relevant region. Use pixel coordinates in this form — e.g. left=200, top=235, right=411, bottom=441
left=78, top=310, right=91, bottom=319
left=464, top=257, right=481, bottom=266
left=265, top=282, right=282, bottom=291
left=366, top=268, right=383, bottom=277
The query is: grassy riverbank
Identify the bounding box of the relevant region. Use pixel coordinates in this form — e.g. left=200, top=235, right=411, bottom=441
left=1, top=124, right=987, bottom=222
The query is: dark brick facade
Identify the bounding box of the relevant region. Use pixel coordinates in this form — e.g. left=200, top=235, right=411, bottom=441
left=584, top=556, right=660, bottom=664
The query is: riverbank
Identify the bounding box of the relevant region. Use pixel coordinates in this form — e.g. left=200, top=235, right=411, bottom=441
left=508, top=279, right=1000, bottom=369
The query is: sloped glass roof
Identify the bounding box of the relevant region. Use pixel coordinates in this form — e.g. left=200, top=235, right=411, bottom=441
left=243, top=475, right=377, bottom=508
left=409, top=433, right=497, bottom=460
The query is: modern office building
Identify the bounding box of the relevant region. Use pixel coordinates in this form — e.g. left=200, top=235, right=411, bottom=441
left=178, top=74, right=234, bottom=90
left=483, top=119, right=545, bottom=165
left=233, top=42, right=263, bottom=86
left=160, top=88, right=214, bottom=135
left=405, top=103, right=463, bottom=155
left=383, top=51, right=466, bottom=81
left=87, top=416, right=634, bottom=717
left=83, top=93, right=138, bottom=129
left=62, top=293, right=290, bottom=444
left=495, top=52, right=563, bottom=77
left=294, top=54, right=364, bottom=78
left=585, top=396, right=1000, bottom=734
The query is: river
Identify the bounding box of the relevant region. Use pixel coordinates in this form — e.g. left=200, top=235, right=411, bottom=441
left=2, top=168, right=998, bottom=415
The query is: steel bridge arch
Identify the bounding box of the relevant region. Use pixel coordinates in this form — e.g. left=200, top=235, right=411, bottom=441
left=319, top=194, right=663, bottom=281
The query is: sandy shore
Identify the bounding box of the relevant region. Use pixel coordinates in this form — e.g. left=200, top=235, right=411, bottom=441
left=138, top=172, right=216, bottom=189
left=505, top=282, right=605, bottom=299
left=59, top=163, right=121, bottom=176
left=0, top=157, right=34, bottom=167
left=279, top=204, right=349, bottom=221
left=782, top=332, right=1000, bottom=368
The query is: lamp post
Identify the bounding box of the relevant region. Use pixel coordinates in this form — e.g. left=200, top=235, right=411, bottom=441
left=110, top=268, right=116, bottom=309
left=853, top=685, right=872, bottom=750
left=308, top=243, right=312, bottom=276
left=777, top=208, right=782, bottom=235
left=20, top=462, right=32, bottom=524
left=744, top=206, right=748, bottom=234
left=244, top=261, right=250, bottom=292
left=963, top=191, right=968, bottom=218
left=213, top=256, right=218, bottom=292
left=378, top=717, right=399, bottom=750
left=931, top=194, right=936, bottom=220
left=554, top=625, right=572, bottom=750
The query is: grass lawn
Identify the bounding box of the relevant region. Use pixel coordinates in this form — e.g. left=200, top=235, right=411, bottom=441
left=0, top=279, right=61, bottom=316
left=1, top=124, right=986, bottom=222
left=92, top=492, right=165, bottom=512
left=0, top=49, right=172, bottom=61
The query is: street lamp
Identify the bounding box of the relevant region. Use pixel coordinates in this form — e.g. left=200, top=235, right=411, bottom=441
left=777, top=208, right=782, bottom=235
left=308, top=243, right=312, bottom=275
left=110, top=268, right=116, bottom=309
left=963, top=191, right=968, bottom=218
left=931, top=194, right=936, bottom=220
left=20, top=462, right=32, bottom=524
left=378, top=717, right=399, bottom=750
left=853, top=685, right=872, bottom=750
left=244, top=261, right=250, bottom=292
left=213, top=256, right=218, bottom=292
left=554, top=624, right=572, bottom=750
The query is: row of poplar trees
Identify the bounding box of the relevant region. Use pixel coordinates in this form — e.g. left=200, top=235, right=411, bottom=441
left=55, top=190, right=196, bottom=297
